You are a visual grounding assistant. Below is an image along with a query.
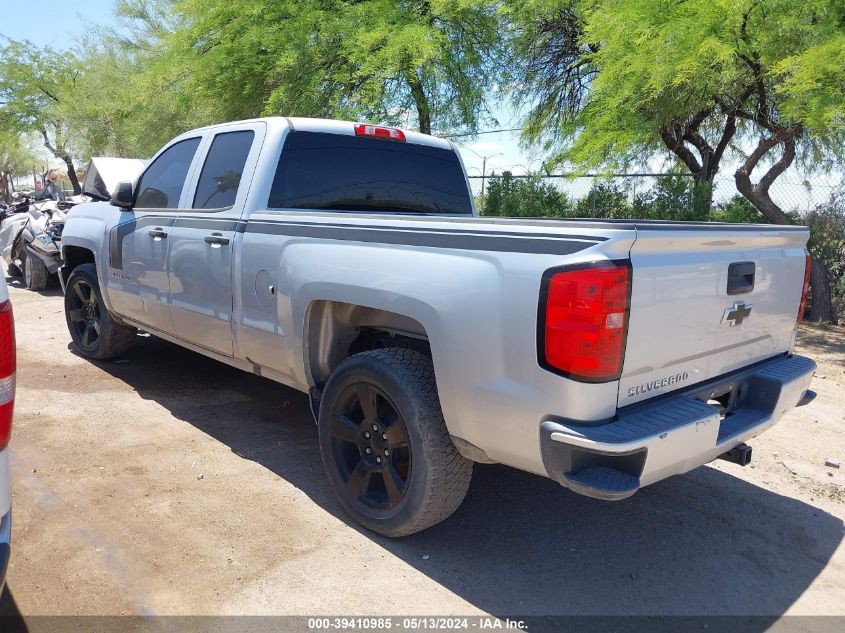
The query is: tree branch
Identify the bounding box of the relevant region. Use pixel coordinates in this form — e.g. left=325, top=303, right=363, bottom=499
left=758, top=135, right=797, bottom=192
left=710, top=115, right=736, bottom=178
left=660, top=123, right=702, bottom=175
left=38, top=126, right=57, bottom=155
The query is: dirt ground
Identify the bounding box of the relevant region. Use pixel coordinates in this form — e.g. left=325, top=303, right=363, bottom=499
left=1, top=276, right=844, bottom=622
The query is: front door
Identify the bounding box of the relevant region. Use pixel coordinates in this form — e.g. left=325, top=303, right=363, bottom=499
left=167, top=126, right=262, bottom=356
left=106, top=137, right=202, bottom=333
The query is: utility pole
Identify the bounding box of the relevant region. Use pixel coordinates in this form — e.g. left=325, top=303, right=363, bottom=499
left=462, top=148, right=503, bottom=208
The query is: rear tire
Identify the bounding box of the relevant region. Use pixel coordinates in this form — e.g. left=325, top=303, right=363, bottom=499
left=23, top=251, right=48, bottom=290
left=6, top=261, right=21, bottom=277
left=318, top=348, right=472, bottom=537
left=64, top=263, right=137, bottom=360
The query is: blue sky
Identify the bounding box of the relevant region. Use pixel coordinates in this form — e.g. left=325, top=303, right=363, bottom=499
left=2, top=0, right=116, bottom=48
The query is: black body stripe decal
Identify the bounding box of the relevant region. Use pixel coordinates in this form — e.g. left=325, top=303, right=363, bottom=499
left=243, top=220, right=601, bottom=255
left=108, top=215, right=604, bottom=270
left=175, top=217, right=240, bottom=231
left=109, top=216, right=176, bottom=270
left=246, top=217, right=610, bottom=241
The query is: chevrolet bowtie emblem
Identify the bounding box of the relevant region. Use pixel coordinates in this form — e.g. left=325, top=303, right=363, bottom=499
left=722, top=301, right=753, bottom=326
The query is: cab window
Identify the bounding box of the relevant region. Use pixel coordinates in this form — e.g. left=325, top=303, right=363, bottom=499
left=135, top=138, right=201, bottom=209
left=192, top=131, right=255, bottom=209
left=268, top=131, right=472, bottom=214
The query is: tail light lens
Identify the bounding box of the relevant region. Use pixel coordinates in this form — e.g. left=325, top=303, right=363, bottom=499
left=0, top=300, right=15, bottom=450
left=797, top=251, right=812, bottom=326
left=539, top=261, right=631, bottom=382
left=354, top=124, right=406, bottom=142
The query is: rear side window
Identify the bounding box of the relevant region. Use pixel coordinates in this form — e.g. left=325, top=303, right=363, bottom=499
left=192, top=130, right=255, bottom=209
left=135, top=137, right=201, bottom=209
left=268, top=131, right=472, bottom=214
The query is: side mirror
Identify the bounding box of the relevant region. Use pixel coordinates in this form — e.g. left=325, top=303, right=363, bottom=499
left=110, top=181, right=134, bottom=208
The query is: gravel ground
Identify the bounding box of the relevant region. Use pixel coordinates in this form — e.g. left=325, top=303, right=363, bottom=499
left=1, top=276, right=844, bottom=621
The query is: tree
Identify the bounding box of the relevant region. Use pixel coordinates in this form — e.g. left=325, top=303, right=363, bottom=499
left=804, top=189, right=845, bottom=323
left=64, top=0, right=215, bottom=158
left=0, top=131, right=38, bottom=201
left=483, top=171, right=571, bottom=216
left=512, top=0, right=845, bottom=321
left=0, top=39, right=85, bottom=193
left=159, top=0, right=504, bottom=135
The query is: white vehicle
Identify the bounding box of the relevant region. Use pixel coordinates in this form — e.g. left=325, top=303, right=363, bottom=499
left=0, top=275, right=15, bottom=583
left=59, top=117, right=815, bottom=536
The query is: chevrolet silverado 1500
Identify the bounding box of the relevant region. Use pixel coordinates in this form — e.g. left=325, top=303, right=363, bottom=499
left=59, top=117, right=816, bottom=536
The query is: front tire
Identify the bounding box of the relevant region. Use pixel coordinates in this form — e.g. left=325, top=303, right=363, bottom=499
left=65, top=263, right=137, bottom=360
left=318, top=348, right=472, bottom=537
left=23, top=251, right=48, bottom=290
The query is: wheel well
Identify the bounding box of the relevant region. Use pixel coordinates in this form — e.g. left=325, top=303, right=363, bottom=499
left=306, top=300, right=430, bottom=387
left=60, top=246, right=95, bottom=286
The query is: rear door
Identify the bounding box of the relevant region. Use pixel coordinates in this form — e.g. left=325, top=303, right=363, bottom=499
left=107, top=137, right=202, bottom=332
left=167, top=123, right=264, bottom=356
left=618, top=225, right=809, bottom=407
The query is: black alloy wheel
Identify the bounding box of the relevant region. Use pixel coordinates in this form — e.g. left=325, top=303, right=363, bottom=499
left=328, top=382, right=412, bottom=509
left=63, top=263, right=137, bottom=360
left=67, top=278, right=102, bottom=349
left=317, top=348, right=473, bottom=537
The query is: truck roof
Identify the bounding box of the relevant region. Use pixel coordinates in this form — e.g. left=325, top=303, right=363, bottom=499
left=181, top=116, right=454, bottom=150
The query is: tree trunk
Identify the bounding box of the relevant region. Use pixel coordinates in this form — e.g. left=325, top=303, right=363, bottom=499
left=734, top=134, right=836, bottom=323
left=406, top=70, right=431, bottom=135
left=39, top=125, right=82, bottom=195
left=61, top=155, right=81, bottom=194
left=734, top=135, right=795, bottom=225
left=808, top=257, right=835, bottom=323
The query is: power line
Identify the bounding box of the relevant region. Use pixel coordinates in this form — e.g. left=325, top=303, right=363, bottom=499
left=443, top=128, right=523, bottom=139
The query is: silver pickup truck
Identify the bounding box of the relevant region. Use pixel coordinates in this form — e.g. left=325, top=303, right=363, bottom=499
left=59, top=117, right=816, bottom=536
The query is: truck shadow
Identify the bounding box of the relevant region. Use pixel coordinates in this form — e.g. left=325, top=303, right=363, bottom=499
left=89, top=333, right=843, bottom=619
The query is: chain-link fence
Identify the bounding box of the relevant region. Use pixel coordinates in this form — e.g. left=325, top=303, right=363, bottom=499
left=468, top=171, right=844, bottom=220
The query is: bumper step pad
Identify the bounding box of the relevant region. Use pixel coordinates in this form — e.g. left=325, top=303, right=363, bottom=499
left=562, top=467, right=640, bottom=501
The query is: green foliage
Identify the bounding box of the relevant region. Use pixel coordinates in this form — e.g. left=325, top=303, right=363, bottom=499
left=515, top=0, right=845, bottom=171
left=573, top=182, right=630, bottom=218
left=153, top=0, right=503, bottom=135
left=0, top=131, right=39, bottom=200
left=482, top=171, right=571, bottom=216
left=710, top=196, right=767, bottom=223
left=805, top=190, right=845, bottom=318
left=64, top=0, right=221, bottom=158
left=0, top=39, right=81, bottom=153
left=631, top=176, right=711, bottom=221
left=0, top=38, right=89, bottom=190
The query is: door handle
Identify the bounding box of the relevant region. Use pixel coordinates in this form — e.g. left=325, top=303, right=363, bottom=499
left=204, top=232, right=230, bottom=247
left=147, top=228, right=168, bottom=240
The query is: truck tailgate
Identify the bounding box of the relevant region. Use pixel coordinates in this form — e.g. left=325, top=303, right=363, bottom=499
left=619, top=225, right=810, bottom=407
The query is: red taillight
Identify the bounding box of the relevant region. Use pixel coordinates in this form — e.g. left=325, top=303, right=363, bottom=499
left=354, top=123, right=406, bottom=142
left=797, top=252, right=812, bottom=325
left=539, top=261, right=631, bottom=382
left=0, top=300, right=15, bottom=450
